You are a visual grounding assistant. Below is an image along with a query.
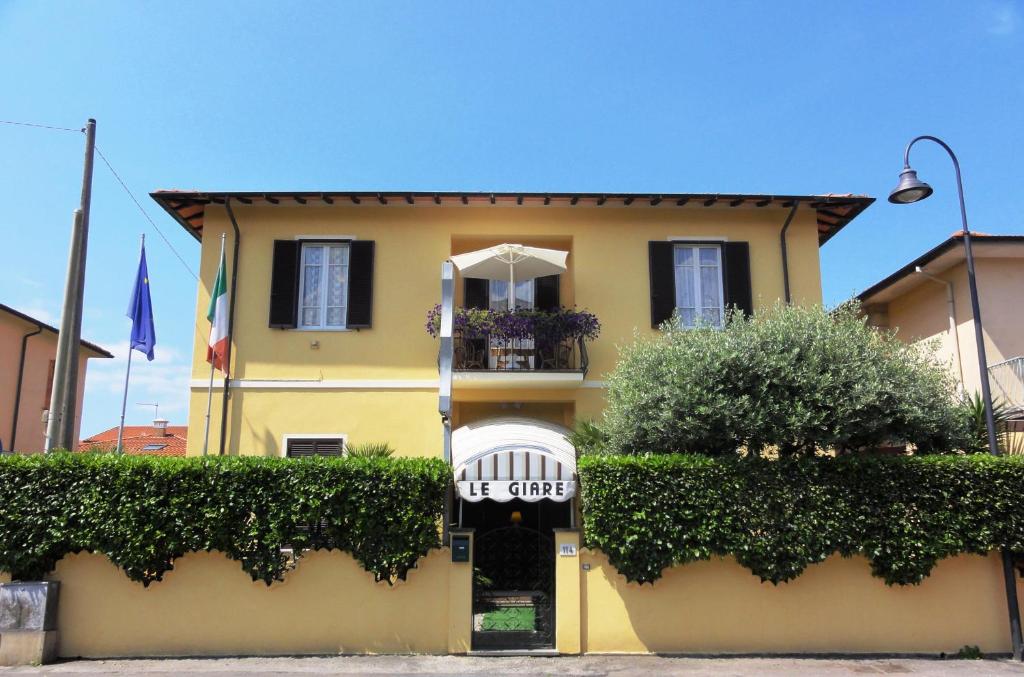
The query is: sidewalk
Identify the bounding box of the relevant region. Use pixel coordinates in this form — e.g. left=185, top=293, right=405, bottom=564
left=2, top=655, right=1023, bottom=676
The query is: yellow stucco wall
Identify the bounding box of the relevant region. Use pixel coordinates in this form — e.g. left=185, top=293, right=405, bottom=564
left=447, top=531, right=473, bottom=654
left=581, top=549, right=1023, bottom=654
left=554, top=530, right=582, bottom=654
left=17, top=547, right=1024, bottom=657
left=47, top=550, right=451, bottom=658
left=187, top=203, right=823, bottom=456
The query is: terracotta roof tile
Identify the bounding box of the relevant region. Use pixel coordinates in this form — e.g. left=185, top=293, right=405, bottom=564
left=78, top=426, right=187, bottom=457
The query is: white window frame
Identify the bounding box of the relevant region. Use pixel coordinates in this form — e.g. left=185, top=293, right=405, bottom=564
left=281, top=433, right=349, bottom=458
left=297, top=242, right=351, bottom=331
left=673, top=243, right=726, bottom=329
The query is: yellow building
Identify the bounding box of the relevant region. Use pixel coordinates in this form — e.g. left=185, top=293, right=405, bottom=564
left=859, top=234, right=1024, bottom=405
left=858, top=233, right=1024, bottom=454
left=152, top=190, right=870, bottom=457
left=150, top=189, right=872, bottom=652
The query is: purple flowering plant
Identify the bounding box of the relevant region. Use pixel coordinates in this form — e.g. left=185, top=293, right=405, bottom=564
left=425, top=305, right=600, bottom=342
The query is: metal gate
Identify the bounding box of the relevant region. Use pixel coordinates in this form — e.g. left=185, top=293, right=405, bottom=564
left=472, top=525, right=554, bottom=651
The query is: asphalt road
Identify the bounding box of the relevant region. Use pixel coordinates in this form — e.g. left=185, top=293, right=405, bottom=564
left=3, top=655, right=1024, bottom=676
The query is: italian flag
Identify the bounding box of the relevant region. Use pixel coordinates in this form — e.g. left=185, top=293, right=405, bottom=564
left=206, top=248, right=229, bottom=373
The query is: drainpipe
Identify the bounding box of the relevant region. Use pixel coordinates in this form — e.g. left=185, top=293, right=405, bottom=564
left=778, top=203, right=799, bottom=304
left=439, top=261, right=455, bottom=541
left=10, top=324, right=44, bottom=451
left=915, top=266, right=965, bottom=391
left=219, top=198, right=242, bottom=456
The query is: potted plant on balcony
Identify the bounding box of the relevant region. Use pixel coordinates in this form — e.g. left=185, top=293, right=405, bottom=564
left=426, top=305, right=600, bottom=370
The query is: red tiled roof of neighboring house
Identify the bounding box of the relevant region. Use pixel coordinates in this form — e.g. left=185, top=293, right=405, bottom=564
left=78, top=425, right=187, bottom=456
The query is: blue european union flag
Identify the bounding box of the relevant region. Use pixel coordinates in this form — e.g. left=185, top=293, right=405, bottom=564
left=127, top=244, right=156, bottom=361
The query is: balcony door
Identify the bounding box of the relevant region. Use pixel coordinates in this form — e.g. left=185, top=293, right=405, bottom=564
left=488, top=279, right=535, bottom=311
left=488, top=279, right=535, bottom=369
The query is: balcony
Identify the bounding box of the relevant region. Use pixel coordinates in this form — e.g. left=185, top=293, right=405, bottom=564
left=989, top=356, right=1024, bottom=417
left=429, top=306, right=599, bottom=390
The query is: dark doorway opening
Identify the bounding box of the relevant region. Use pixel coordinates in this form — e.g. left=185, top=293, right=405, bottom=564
left=463, top=499, right=570, bottom=651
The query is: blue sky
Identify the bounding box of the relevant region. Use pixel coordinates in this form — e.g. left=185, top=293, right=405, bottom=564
left=1, top=1, right=1022, bottom=440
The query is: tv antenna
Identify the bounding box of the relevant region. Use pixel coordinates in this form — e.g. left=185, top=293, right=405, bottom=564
left=137, top=402, right=160, bottom=419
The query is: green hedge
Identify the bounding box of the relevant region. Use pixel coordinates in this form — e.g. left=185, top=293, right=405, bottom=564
left=579, top=454, right=1024, bottom=585
left=0, top=453, right=449, bottom=585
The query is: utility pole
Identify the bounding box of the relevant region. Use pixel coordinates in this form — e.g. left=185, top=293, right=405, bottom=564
left=45, top=118, right=96, bottom=452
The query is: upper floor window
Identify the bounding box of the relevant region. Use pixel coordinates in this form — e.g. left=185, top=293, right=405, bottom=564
left=269, top=239, right=374, bottom=330
left=298, top=243, right=350, bottom=330
left=649, top=240, right=753, bottom=329
left=673, top=244, right=725, bottom=328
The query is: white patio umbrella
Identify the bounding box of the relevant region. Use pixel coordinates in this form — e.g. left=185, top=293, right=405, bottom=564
left=450, top=243, right=568, bottom=310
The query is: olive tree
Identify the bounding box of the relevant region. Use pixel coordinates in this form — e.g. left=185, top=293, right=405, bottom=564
left=601, top=302, right=967, bottom=457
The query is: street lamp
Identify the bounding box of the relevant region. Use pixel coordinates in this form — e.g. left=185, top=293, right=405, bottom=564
left=889, top=135, right=1023, bottom=661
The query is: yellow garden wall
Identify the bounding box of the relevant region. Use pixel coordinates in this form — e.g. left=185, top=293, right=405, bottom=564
left=25, top=546, right=1023, bottom=658
left=46, top=549, right=452, bottom=658
left=581, top=549, right=1023, bottom=655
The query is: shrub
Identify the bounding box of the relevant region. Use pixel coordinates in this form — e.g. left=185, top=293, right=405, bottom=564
left=579, top=453, right=1024, bottom=585
left=0, top=453, right=448, bottom=585
left=568, top=420, right=609, bottom=456
left=959, top=392, right=1024, bottom=455
left=601, top=302, right=967, bottom=457
left=346, top=441, right=396, bottom=458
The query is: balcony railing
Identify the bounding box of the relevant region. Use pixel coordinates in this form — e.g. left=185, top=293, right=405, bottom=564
left=989, top=356, right=1024, bottom=416
left=428, top=305, right=599, bottom=379
left=453, top=333, right=589, bottom=374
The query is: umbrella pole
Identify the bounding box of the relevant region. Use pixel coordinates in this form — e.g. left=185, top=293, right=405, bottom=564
left=509, top=260, right=515, bottom=310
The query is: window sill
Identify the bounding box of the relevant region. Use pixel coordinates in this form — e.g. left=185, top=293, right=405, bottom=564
left=294, top=327, right=353, bottom=332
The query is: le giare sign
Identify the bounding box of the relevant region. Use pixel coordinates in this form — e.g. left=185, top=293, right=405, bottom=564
left=457, top=480, right=576, bottom=503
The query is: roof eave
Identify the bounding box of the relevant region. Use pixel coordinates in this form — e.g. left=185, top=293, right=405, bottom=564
left=856, top=234, right=1024, bottom=304
left=150, top=190, right=875, bottom=247
left=0, top=303, right=114, bottom=358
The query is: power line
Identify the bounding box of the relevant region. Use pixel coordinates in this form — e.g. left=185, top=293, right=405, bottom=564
left=94, top=146, right=199, bottom=280
left=0, top=119, right=82, bottom=133
left=1, top=118, right=200, bottom=281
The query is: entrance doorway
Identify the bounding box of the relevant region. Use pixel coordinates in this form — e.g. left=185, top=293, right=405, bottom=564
left=463, top=499, right=570, bottom=651
left=450, top=418, right=578, bottom=652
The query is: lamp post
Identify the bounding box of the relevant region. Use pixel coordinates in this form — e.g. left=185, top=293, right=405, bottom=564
left=889, top=135, right=1023, bottom=660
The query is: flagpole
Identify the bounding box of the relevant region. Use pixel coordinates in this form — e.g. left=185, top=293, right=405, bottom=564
left=115, top=349, right=134, bottom=454
left=202, top=234, right=226, bottom=457
left=115, top=234, right=145, bottom=454
left=201, top=354, right=216, bottom=457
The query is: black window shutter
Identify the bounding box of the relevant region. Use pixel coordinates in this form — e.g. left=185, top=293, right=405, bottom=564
left=347, top=241, right=375, bottom=328
left=534, top=274, right=560, bottom=312
left=722, top=241, right=753, bottom=317
left=269, top=240, right=300, bottom=328
left=464, top=278, right=489, bottom=310
left=648, top=241, right=676, bottom=328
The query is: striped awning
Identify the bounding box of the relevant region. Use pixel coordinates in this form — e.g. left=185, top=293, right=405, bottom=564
left=452, top=417, right=577, bottom=503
